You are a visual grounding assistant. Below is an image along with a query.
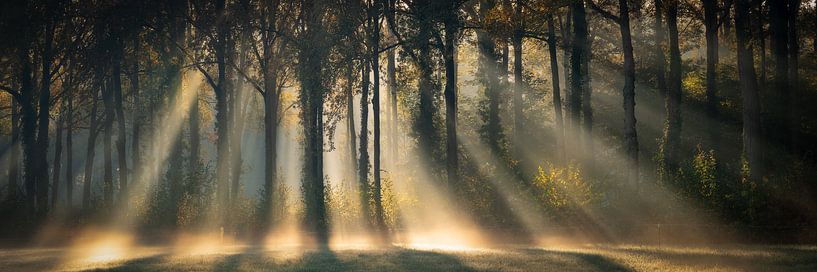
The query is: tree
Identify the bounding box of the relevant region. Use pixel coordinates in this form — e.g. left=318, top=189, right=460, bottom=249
left=9, top=100, right=20, bottom=202
left=83, top=87, right=100, bottom=210
left=703, top=0, right=719, bottom=118
left=368, top=0, right=386, bottom=236
left=569, top=0, right=591, bottom=156
left=358, top=60, right=372, bottom=229
left=588, top=0, right=639, bottom=187
left=770, top=0, right=791, bottom=149
left=546, top=14, right=565, bottom=161
left=297, top=0, right=331, bottom=246
left=257, top=0, right=293, bottom=229
left=512, top=0, right=524, bottom=158
left=477, top=0, right=506, bottom=156
left=441, top=0, right=461, bottom=192
left=735, top=0, right=762, bottom=181
left=661, top=0, right=683, bottom=181
left=653, top=0, right=667, bottom=95
left=788, top=0, right=801, bottom=153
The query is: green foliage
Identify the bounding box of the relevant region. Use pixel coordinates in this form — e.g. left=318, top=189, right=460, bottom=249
left=379, top=172, right=414, bottom=232
left=691, top=146, right=718, bottom=201
left=531, top=164, right=594, bottom=218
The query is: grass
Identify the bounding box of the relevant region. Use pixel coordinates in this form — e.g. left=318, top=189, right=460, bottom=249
left=1, top=244, right=817, bottom=271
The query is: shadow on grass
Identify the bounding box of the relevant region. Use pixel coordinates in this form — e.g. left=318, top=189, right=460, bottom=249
left=494, top=248, right=633, bottom=272
left=94, top=248, right=483, bottom=271
left=606, top=245, right=817, bottom=270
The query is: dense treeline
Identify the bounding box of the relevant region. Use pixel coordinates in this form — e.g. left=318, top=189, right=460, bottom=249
left=2, top=0, right=817, bottom=246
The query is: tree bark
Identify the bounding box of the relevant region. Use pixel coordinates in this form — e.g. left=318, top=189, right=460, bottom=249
left=19, top=51, right=38, bottom=215
left=512, top=1, right=524, bottom=157
left=36, top=17, right=55, bottom=215
left=51, top=113, right=63, bottom=209
left=102, top=77, right=114, bottom=208
left=65, top=85, right=73, bottom=208
left=735, top=0, right=763, bottom=181
left=112, top=50, right=128, bottom=202
left=620, top=0, right=639, bottom=187
left=478, top=0, right=504, bottom=156
left=769, top=0, right=790, bottom=149
left=653, top=0, right=668, bottom=95
left=83, top=89, right=100, bottom=210
left=662, top=0, right=683, bottom=180
left=788, top=0, right=801, bottom=154
left=346, top=61, right=358, bottom=184
left=213, top=0, right=232, bottom=224
left=387, top=48, right=397, bottom=167
left=547, top=15, right=565, bottom=162
left=370, top=8, right=386, bottom=235
left=9, top=100, right=20, bottom=201
left=704, top=0, right=720, bottom=117
left=298, top=0, right=329, bottom=245
left=231, top=43, right=249, bottom=208
left=443, top=13, right=459, bottom=193
left=189, top=93, right=200, bottom=169
left=570, top=1, right=590, bottom=156
left=130, top=26, right=141, bottom=198
left=261, top=14, right=282, bottom=226
left=755, top=0, right=767, bottom=86
left=358, top=62, right=372, bottom=227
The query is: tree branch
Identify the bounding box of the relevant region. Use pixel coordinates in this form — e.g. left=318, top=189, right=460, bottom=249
left=587, top=0, right=621, bottom=25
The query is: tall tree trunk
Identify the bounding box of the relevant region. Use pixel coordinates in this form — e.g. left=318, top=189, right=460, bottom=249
left=560, top=11, right=571, bottom=95
left=214, top=0, right=232, bottom=225
left=230, top=62, right=246, bottom=208
left=547, top=15, right=565, bottom=162
left=770, top=0, right=790, bottom=149
left=130, top=36, right=141, bottom=194
left=102, top=78, right=114, bottom=208
left=706, top=0, right=723, bottom=163
left=261, top=28, right=281, bottom=227
left=788, top=0, right=801, bottom=154
left=19, top=51, right=38, bottom=215
left=570, top=0, right=590, bottom=155
left=370, top=10, right=386, bottom=235
left=51, top=114, right=63, bottom=209
left=735, top=0, right=763, bottom=181
left=83, top=89, right=100, bottom=210
left=9, top=100, right=20, bottom=201
left=358, top=62, right=372, bottom=227
left=413, top=13, right=441, bottom=171
left=189, top=92, right=200, bottom=174
left=112, top=52, right=128, bottom=201
left=346, top=61, right=358, bottom=184
left=620, top=0, right=639, bottom=187
left=65, top=87, right=73, bottom=208
left=755, top=0, right=767, bottom=86
left=478, top=0, right=504, bottom=156
left=37, top=17, right=55, bottom=215
left=298, top=0, right=329, bottom=245
left=443, top=15, right=459, bottom=193
left=387, top=47, right=397, bottom=167
left=721, top=0, right=734, bottom=35
left=662, top=0, right=683, bottom=180
left=653, top=0, right=668, bottom=95
left=704, top=0, right=720, bottom=117
left=512, top=2, right=524, bottom=157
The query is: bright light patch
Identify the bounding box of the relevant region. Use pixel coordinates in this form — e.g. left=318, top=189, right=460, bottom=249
left=64, top=229, right=135, bottom=265
left=173, top=233, right=241, bottom=256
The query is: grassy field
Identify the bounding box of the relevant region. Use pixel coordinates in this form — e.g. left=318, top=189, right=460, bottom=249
left=1, top=244, right=816, bottom=271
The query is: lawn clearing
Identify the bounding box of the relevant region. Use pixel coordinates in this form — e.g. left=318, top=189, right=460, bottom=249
left=1, top=244, right=816, bottom=271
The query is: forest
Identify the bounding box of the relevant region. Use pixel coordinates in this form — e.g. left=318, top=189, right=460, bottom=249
left=2, top=0, right=817, bottom=271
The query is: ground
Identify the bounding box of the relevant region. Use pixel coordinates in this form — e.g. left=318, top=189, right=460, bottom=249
left=1, top=244, right=816, bottom=271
